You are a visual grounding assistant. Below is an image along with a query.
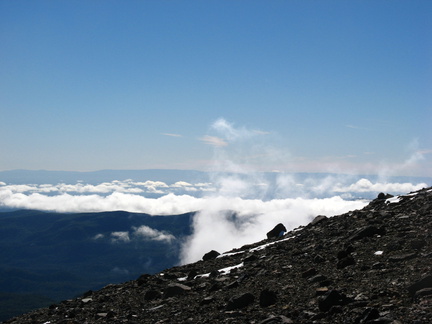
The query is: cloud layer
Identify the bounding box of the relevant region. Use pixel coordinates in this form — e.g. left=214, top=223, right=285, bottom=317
left=0, top=119, right=429, bottom=265
left=1, top=176, right=428, bottom=264
left=0, top=176, right=427, bottom=214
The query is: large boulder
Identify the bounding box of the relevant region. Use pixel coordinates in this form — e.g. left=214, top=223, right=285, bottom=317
left=226, top=292, right=255, bottom=310
left=202, top=250, right=220, bottom=261
left=266, top=223, right=287, bottom=239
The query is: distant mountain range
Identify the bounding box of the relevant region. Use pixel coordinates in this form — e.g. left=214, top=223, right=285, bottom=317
left=1, top=169, right=430, bottom=187
left=0, top=169, right=207, bottom=185
left=0, top=209, right=194, bottom=321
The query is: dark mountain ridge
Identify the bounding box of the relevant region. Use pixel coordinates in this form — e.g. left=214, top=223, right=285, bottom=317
left=0, top=210, right=194, bottom=321
left=4, top=187, right=431, bottom=323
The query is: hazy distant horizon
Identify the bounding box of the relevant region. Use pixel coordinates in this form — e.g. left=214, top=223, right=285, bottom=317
left=1, top=167, right=430, bottom=187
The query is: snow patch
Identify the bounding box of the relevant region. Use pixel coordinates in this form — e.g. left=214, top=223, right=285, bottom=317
left=386, top=196, right=401, bottom=204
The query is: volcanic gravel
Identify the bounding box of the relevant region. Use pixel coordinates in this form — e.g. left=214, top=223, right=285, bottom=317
left=4, top=187, right=432, bottom=323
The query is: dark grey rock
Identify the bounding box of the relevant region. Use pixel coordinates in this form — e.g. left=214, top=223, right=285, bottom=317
left=200, top=296, right=215, bottom=306
left=313, top=254, right=325, bottom=263
left=144, top=289, right=161, bottom=301
left=407, top=274, right=432, bottom=296
left=226, top=292, right=255, bottom=310
left=414, top=287, right=432, bottom=298
left=310, top=215, right=327, bottom=226
left=259, top=315, right=293, bottom=323
left=388, top=252, right=416, bottom=262
left=350, top=225, right=386, bottom=241
left=267, top=223, right=287, bottom=239
left=410, top=239, right=426, bottom=250
left=259, top=289, right=277, bottom=307
left=302, top=268, right=317, bottom=278
left=187, top=269, right=198, bottom=280
left=309, top=274, right=327, bottom=284
left=318, top=290, right=346, bottom=312
left=355, top=307, right=379, bottom=323
left=337, top=256, right=356, bottom=269
left=202, top=250, right=220, bottom=261
left=209, top=269, right=220, bottom=278
left=163, top=283, right=191, bottom=298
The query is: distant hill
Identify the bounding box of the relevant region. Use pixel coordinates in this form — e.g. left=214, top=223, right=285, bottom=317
left=4, top=187, right=431, bottom=323
left=1, top=168, right=430, bottom=188
left=0, top=169, right=208, bottom=185
left=0, top=209, right=194, bottom=321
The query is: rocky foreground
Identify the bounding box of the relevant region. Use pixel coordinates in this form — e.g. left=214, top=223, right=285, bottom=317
left=4, top=188, right=432, bottom=323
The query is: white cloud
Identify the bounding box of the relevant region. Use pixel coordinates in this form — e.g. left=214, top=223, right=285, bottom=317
left=177, top=119, right=429, bottom=263
left=179, top=195, right=368, bottom=264
left=345, top=124, right=368, bottom=130
left=2, top=184, right=38, bottom=193
left=171, top=181, right=193, bottom=188
left=133, top=225, right=175, bottom=243
left=1, top=175, right=428, bottom=265
left=136, top=180, right=169, bottom=188
left=211, top=118, right=259, bottom=142
left=161, top=133, right=182, bottom=137
left=111, top=231, right=130, bottom=243
left=0, top=189, right=207, bottom=214
left=334, top=178, right=427, bottom=193
left=107, top=226, right=175, bottom=244
left=199, top=135, right=228, bottom=147
left=135, top=180, right=169, bottom=194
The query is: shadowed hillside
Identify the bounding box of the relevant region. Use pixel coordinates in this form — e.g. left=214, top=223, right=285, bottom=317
left=0, top=210, right=194, bottom=321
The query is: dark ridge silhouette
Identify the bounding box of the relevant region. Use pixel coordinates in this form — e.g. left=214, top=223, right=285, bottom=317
left=0, top=210, right=194, bottom=321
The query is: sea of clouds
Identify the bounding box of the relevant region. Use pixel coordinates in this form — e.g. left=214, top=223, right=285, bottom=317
left=0, top=119, right=429, bottom=264
left=1, top=176, right=426, bottom=264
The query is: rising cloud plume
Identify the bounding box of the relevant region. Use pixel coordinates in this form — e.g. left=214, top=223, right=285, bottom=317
left=178, top=119, right=431, bottom=263
left=0, top=120, right=430, bottom=265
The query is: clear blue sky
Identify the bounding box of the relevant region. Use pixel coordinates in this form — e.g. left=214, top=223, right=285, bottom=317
left=1, top=0, right=431, bottom=176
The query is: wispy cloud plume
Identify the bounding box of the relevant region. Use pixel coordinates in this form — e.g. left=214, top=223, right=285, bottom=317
left=181, top=119, right=358, bottom=263
left=1, top=120, right=430, bottom=266
left=178, top=119, right=431, bottom=263
left=161, top=133, right=182, bottom=137
left=179, top=196, right=368, bottom=264
left=211, top=118, right=266, bottom=142
left=199, top=135, right=228, bottom=147
left=111, top=231, right=130, bottom=243
left=345, top=124, right=369, bottom=130
left=377, top=138, right=430, bottom=178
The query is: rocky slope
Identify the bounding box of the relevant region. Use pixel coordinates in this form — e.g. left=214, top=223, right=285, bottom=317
left=4, top=187, right=432, bottom=323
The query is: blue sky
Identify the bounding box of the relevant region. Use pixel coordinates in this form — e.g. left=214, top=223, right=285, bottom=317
left=1, top=0, right=431, bottom=176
